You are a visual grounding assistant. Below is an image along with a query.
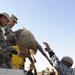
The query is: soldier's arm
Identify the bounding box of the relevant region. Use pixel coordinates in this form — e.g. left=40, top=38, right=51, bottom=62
left=13, top=29, right=23, bottom=38
left=43, top=42, right=74, bottom=75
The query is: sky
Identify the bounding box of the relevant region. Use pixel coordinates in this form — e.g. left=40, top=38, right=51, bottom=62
left=0, top=0, right=75, bottom=72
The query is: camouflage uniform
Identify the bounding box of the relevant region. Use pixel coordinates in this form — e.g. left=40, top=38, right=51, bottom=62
left=4, top=25, right=22, bottom=46
left=0, top=25, right=22, bottom=68
left=48, top=51, right=74, bottom=75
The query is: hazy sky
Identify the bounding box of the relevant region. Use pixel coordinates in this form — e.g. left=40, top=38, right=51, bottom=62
left=0, top=0, right=75, bottom=72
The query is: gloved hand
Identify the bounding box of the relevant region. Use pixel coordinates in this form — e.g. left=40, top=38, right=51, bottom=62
left=22, top=27, right=26, bottom=30
left=17, top=51, right=26, bottom=58
left=43, top=42, right=52, bottom=52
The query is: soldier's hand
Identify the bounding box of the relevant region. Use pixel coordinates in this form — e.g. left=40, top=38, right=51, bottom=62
left=43, top=42, right=52, bottom=52
left=18, top=52, right=26, bottom=58
left=21, top=27, right=26, bottom=31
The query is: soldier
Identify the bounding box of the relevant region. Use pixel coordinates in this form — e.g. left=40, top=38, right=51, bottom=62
left=0, top=12, right=10, bottom=68
left=27, top=63, right=34, bottom=75
left=8, top=14, right=18, bottom=28
left=50, top=69, right=55, bottom=75
left=43, top=42, right=74, bottom=75
left=5, top=14, right=22, bottom=46
left=0, top=12, right=25, bottom=68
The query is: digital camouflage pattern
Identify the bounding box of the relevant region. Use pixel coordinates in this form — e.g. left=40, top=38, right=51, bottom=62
left=0, top=25, right=22, bottom=68
left=50, top=54, right=74, bottom=75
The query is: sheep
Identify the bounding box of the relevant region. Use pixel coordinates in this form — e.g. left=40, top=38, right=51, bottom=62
left=16, top=29, right=52, bottom=75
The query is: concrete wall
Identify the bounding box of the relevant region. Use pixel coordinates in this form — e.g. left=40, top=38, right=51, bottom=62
left=0, top=68, right=26, bottom=75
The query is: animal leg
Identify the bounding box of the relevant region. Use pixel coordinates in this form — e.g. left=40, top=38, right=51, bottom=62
left=31, top=54, right=37, bottom=63
left=36, top=43, right=52, bottom=65
left=20, top=58, right=26, bottom=70
left=28, top=55, right=37, bottom=75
